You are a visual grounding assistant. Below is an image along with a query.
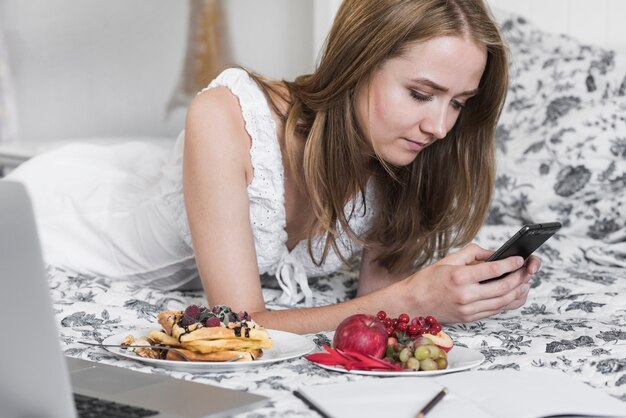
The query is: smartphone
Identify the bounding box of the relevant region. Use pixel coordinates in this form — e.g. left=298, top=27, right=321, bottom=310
left=480, top=222, right=561, bottom=284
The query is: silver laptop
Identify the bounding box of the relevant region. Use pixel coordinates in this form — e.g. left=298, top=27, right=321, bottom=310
left=0, top=180, right=268, bottom=418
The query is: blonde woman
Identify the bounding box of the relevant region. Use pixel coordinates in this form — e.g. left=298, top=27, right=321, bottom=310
left=7, top=0, right=539, bottom=334
left=183, top=0, right=540, bottom=333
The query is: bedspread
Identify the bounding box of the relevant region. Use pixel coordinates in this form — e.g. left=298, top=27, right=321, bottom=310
left=52, top=224, right=626, bottom=417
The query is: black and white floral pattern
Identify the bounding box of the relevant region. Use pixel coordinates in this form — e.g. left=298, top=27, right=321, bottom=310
left=489, top=9, right=626, bottom=246
left=50, top=10, right=626, bottom=417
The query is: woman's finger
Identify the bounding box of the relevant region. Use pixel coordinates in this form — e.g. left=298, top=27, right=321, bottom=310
left=443, top=243, right=493, bottom=266
left=525, top=255, right=542, bottom=275
left=461, top=255, right=525, bottom=288
left=458, top=282, right=529, bottom=319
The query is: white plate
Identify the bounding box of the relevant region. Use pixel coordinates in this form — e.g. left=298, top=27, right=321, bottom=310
left=101, top=328, right=316, bottom=372
left=308, top=346, right=485, bottom=376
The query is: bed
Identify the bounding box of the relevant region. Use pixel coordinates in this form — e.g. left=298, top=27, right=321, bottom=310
left=23, top=5, right=626, bottom=416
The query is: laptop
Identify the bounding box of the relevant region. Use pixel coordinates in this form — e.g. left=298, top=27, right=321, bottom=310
left=0, top=180, right=269, bottom=418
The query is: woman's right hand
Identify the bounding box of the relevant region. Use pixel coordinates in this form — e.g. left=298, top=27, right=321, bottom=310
left=398, top=243, right=533, bottom=323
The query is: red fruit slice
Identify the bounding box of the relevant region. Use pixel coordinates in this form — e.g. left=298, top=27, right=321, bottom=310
left=428, top=330, right=454, bottom=353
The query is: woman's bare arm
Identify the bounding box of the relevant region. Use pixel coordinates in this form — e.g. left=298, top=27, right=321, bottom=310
left=183, top=87, right=265, bottom=313
left=357, top=246, right=409, bottom=296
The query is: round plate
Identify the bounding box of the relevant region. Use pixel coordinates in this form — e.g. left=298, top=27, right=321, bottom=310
left=101, top=328, right=316, bottom=372
left=307, top=346, right=485, bottom=376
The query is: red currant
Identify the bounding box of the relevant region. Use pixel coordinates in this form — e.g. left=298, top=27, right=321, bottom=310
left=408, top=325, right=419, bottom=335
left=425, top=315, right=437, bottom=325
left=417, top=316, right=427, bottom=328
left=376, top=310, right=387, bottom=321
left=383, top=317, right=393, bottom=328
left=398, top=313, right=410, bottom=323
left=391, top=318, right=399, bottom=328
left=386, top=326, right=395, bottom=337
left=430, top=324, right=442, bottom=335
left=396, top=322, right=408, bottom=332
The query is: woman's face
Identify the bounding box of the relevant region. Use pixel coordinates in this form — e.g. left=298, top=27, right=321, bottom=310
left=356, top=35, right=487, bottom=166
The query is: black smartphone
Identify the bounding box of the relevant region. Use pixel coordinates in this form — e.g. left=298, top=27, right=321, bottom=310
left=480, top=222, right=561, bottom=284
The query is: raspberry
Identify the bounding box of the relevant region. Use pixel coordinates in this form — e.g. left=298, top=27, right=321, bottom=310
left=204, top=317, right=221, bottom=327
left=184, top=305, right=203, bottom=320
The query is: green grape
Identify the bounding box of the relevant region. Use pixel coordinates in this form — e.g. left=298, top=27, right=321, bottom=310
left=399, top=347, right=412, bottom=363
left=420, top=358, right=437, bottom=371
left=414, top=345, right=430, bottom=360
left=436, top=358, right=448, bottom=370
left=418, top=337, right=433, bottom=346
left=427, top=345, right=441, bottom=358
left=385, top=345, right=395, bottom=359
left=406, top=357, right=420, bottom=370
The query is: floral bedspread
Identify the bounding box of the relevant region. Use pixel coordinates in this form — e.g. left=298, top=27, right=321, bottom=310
left=52, top=224, right=626, bottom=417
left=51, top=8, right=626, bottom=417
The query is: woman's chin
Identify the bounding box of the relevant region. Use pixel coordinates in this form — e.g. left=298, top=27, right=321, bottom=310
left=381, top=150, right=420, bottom=167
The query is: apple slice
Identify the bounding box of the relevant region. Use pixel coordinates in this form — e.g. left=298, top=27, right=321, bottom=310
left=427, top=330, right=454, bottom=353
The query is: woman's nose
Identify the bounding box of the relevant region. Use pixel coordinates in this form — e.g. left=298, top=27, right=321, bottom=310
left=420, top=104, right=448, bottom=140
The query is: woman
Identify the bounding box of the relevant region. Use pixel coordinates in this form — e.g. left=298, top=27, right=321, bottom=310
left=182, top=0, right=540, bottom=333
left=7, top=0, right=539, bottom=334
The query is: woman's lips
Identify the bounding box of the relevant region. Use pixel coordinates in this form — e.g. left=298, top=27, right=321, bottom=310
left=402, top=138, right=426, bottom=152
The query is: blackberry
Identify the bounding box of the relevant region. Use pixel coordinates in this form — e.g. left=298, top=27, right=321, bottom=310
left=180, top=314, right=197, bottom=327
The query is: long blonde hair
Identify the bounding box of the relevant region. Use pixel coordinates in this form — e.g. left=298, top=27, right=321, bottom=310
left=249, top=0, right=508, bottom=275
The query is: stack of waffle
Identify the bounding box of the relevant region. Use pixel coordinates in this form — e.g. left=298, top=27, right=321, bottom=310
left=137, top=305, right=273, bottom=362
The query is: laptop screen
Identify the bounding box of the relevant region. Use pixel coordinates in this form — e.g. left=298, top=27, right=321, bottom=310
left=0, top=180, right=77, bottom=418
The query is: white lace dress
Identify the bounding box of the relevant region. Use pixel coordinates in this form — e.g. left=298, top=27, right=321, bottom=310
left=7, top=68, right=375, bottom=306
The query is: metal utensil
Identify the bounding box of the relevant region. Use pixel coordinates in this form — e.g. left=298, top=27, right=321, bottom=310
left=78, top=341, right=191, bottom=362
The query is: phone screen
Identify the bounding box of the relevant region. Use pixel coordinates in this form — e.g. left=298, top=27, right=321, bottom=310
left=481, top=222, right=561, bottom=283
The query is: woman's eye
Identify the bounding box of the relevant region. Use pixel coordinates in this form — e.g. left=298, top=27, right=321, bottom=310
left=409, top=90, right=433, bottom=103
left=451, top=100, right=466, bottom=110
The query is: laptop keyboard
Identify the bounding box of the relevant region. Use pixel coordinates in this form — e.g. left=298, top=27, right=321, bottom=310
left=74, top=393, right=159, bottom=417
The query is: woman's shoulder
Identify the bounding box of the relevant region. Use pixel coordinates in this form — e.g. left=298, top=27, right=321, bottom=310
left=184, top=84, right=253, bottom=178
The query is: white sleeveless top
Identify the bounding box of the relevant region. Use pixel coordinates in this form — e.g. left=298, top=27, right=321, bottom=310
left=7, top=68, right=376, bottom=306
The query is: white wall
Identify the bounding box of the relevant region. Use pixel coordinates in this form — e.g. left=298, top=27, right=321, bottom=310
left=0, top=0, right=188, bottom=143
left=224, top=0, right=314, bottom=80
left=313, top=1, right=626, bottom=56
left=7, top=0, right=622, bottom=144
left=0, top=0, right=314, bottom=143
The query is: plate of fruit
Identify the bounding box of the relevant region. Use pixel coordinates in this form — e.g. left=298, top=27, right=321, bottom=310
left=305, top=311, right=484, bottom=376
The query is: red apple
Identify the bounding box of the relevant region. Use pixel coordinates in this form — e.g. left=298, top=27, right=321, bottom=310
left=333, top=314, right=388, bottom=358
left=428, top=331, right=454, bottom=353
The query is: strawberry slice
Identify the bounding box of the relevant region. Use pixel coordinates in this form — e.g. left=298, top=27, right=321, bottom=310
left=305, top=346, right=403, bottom=371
